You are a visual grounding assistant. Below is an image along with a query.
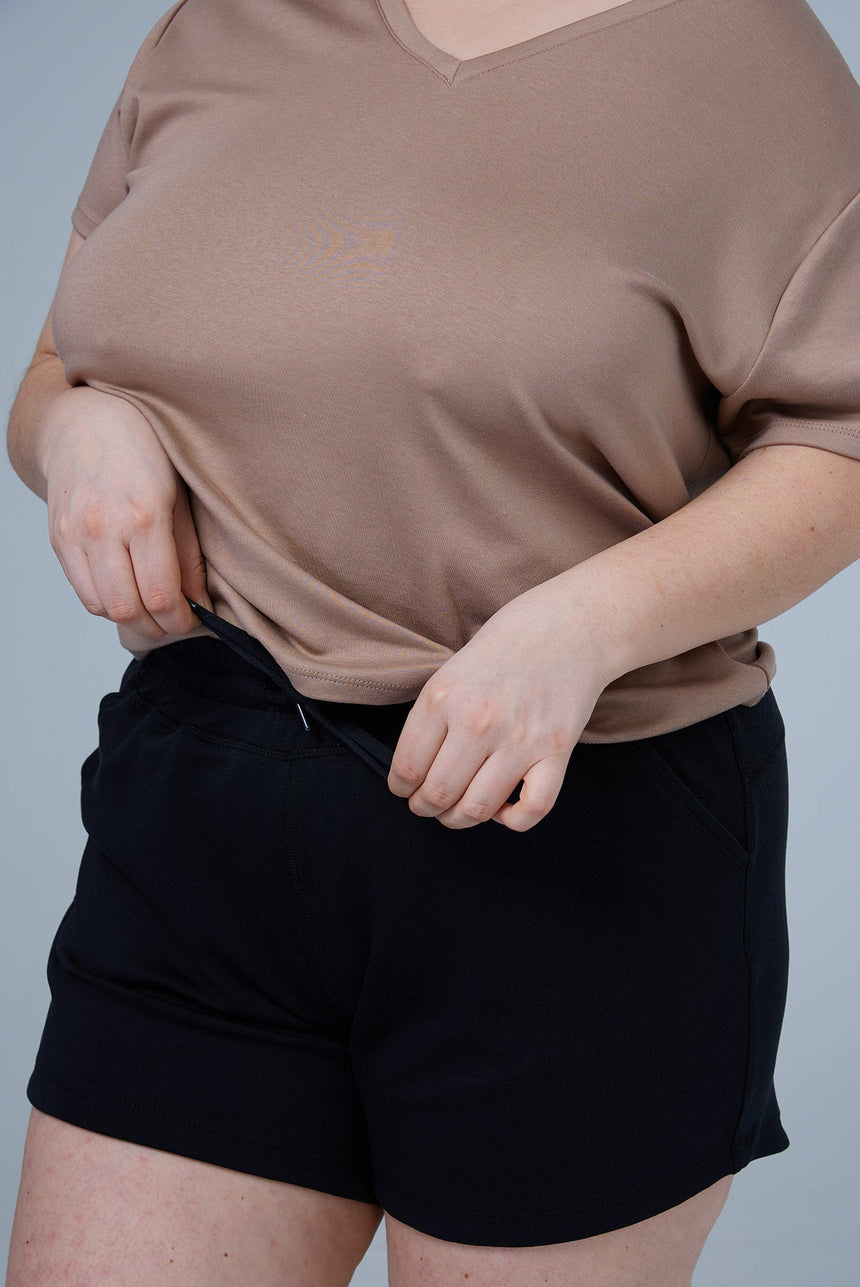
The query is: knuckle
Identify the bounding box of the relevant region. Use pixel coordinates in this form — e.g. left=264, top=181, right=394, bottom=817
left=391, top=760, right=423, bottom=788
left=141, top=588, right=173, bottom=615
left=423, top=683, right=450, bottom=713
left=79, top=507, right=106, bottom=542
left=462, top=705, right=494, bottom=742
left=524, top=791, right=553, bottom=816
left=126, top=500, right=160, bottom=533
left=421, top=783, right=455, bottom=810
left=83, top=600, right=107, bottom=617
left=51, top=516, right=74, bottom=548
left=105, top=600, right=140, bottom=625
left=522, top=802, right=551, bottom=829
left=463, top=799, right=495, bottom=823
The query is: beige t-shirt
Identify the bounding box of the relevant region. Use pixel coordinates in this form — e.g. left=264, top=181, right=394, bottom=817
left=52, top=0, right=860, bottom=740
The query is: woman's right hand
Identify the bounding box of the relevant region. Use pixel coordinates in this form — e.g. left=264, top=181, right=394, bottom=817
left=42, top=385, right=215, bottom=640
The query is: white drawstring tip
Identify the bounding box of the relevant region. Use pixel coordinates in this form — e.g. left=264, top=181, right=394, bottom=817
left=295, top=702, right=310, bottom=731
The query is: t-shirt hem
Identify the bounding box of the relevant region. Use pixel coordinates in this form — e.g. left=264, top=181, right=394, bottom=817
left=738, top=420, right=860, bottom=464
left=71, top=200, right=101, bottom=238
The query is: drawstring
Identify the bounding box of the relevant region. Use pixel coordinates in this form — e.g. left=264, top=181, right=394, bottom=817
left=184, top=597, right=396, bottom=781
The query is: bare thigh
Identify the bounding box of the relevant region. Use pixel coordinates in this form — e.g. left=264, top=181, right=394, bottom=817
left=385, top=1175, right=733, bottom=1287
left=6, top=1108, right=384, bottom=1287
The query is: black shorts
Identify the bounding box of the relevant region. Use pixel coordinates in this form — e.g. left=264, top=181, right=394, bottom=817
left=26, top=619, right=791, bottom=1248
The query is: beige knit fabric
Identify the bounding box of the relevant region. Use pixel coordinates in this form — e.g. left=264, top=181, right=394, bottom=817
left=52, top=0, right=860, bottom=739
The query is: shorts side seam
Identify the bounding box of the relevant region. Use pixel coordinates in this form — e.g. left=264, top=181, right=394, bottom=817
left=725, top=715, right=756, bottom=1172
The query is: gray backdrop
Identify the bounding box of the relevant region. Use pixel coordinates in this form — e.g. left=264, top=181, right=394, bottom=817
left=1, top=3, right=858, bottom=1283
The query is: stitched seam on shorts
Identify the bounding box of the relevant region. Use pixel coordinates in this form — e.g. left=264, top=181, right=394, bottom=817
left=57, top=952, right=310, bottom=1042
left=30, top=1063, right=371, bottom=1181
left=636, top=747, right=748, bottom=872
left=720, top=700, right=786, bottom=786
left=735, top=1114, right=785, bottom=1148
left=82, top=844, right=215, bottom=1002
left=128, top=677, right=352, bottom=762
left=719, top=712, right=753, bottom=859
left=737, top=1114, right=788, bottom=1169
left=744, top=736, right=787, bottom=787
left=282, top=764, right=346, bottom=1026
left=728, top=746, right=756, bottom=1173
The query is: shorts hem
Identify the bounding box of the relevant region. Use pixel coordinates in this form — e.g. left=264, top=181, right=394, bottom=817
left=373, top=1117, right=790, bottom=1247
left=25, top=1063, right=380, bottom=1208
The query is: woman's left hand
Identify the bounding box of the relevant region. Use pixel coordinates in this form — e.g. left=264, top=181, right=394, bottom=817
left=386, top=581, right=614, bottom=832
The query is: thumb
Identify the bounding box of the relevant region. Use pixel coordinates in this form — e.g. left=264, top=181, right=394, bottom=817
left=173, top=484, right=215, bottom=612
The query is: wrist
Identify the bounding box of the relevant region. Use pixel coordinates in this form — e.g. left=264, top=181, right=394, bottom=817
left=34, top=385, right=77, bottom=481
left=35, top=383, right=118, bottom=483
left=527, top=563, right=633, bottom=692
left=505, top=571, right=626, bottom=696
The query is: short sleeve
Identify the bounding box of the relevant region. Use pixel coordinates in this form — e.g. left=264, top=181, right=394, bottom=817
left=71, top=89, right=128, bottom=237
left=70, top=1, right=188, bottom=238
left=714, top=188, right=860, bottom=467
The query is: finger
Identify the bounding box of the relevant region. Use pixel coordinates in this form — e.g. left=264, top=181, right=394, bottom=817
left=127, top=511, right=201, bottom=636
left=490, top=754, right=569, bottom=833
left=433, top=747, right=529, bottom=830
left=172, top=484, right=215, bottom=612
left=86, top=540, right=167, bottom=639
left=51, top=538, right=108, bottom=618
left=404, top=730, right=490, bottom=819
left=387, top=697, right=449, bottom=798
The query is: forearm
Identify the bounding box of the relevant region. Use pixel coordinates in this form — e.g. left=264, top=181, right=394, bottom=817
left=552, top=443, right=860, bottom=688
left=6, top=355, right=79, bottom=502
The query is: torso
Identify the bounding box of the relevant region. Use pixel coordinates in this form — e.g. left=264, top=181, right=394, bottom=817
left=398, top=0, right=636, bottom=60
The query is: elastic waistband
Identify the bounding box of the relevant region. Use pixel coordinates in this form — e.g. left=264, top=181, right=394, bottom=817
left=145, top=633, right=266, bottom=682
left=156, top=599, right=785, bottom=784
left=174, top=600, right=417, bottom=778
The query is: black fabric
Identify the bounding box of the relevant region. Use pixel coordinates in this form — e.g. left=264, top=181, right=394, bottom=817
left=26, top=632, right=790, bottom=1246
left=185, top=598, right=402, bottom=779
left=184, top=599, right=526, bottom=806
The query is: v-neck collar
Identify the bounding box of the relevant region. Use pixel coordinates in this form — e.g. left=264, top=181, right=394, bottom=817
left=375, top=0, right=686, bottom=85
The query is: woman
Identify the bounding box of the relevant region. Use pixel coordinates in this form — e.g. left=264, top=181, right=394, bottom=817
left=5, top=0, right=860, bottom=1282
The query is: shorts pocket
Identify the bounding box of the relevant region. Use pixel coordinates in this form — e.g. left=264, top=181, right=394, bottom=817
left=635, top=719, right=750, bottom=871
left=76, top=682, right=338, bottom=1028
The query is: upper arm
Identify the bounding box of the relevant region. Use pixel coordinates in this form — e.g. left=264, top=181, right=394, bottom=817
left=31, top=7, right=188, bottom=367
left=32, top=228, right=86, bottom=364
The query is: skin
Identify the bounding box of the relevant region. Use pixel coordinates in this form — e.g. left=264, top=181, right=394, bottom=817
left=6, top=1109, right=731, bottom=1287
left=7, top=1, right=860, bottom=1281
left=399, top=0, right=640, bottom=60
left=6, top=1109, right=385, bottom=1287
